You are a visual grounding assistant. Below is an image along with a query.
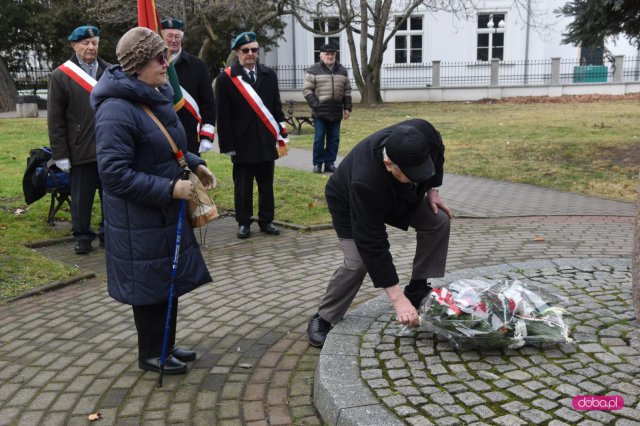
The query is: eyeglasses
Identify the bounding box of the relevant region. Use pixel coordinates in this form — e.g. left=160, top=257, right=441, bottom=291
left=155, top=52, right=169, bottom=65
left=240, top=47, right=259, bottom=54
left=165, top=34, right=182, bottom=41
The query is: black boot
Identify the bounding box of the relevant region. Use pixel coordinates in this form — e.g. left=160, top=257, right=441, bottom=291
left=307, top=313, right=332, bottom=347
left=404, top=281, right=433, bottom=310
left=171, top=347, right=196, bottom=362
left=139, top=355, right=188, bottom=375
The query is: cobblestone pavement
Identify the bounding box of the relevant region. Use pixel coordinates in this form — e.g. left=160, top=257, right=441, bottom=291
left=0, top=157, right=636, bottom=425
left=318, top=259, right=640, bottom=425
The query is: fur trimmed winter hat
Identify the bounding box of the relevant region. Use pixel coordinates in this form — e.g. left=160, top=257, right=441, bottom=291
left=116, top=27, right=166, bottom=75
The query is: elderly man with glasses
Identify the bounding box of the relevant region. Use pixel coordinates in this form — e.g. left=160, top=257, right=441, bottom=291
left=47, top=25, right=109, bottom=254
left=215, top=32, right=288, bottom=239
left=161, top=18, right=216, bottom=156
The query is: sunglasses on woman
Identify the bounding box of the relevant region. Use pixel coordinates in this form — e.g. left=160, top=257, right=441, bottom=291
left=155, top=51, right=169, bottom=65
left=240, top=47, right=259, bottom=54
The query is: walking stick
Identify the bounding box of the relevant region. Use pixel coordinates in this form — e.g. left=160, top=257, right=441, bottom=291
left=158, top=171, right=189, bottom=388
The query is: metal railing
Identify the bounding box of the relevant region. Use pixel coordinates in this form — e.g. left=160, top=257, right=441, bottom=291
left=270, top=56, right=638, bottom=89
left=11, top=56, right=640, bottom=95
left=13, top=68, right=52, bottom=95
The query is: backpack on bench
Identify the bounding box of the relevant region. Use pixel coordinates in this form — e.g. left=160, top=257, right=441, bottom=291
left=22, top=147, right=70, bottom=204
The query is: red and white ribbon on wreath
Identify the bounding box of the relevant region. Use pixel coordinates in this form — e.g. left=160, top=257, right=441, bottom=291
left=431, top=287, right=463, bottom=316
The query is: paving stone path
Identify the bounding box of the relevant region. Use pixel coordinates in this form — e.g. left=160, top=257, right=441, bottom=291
left=0, top=147, right=637, bottom=425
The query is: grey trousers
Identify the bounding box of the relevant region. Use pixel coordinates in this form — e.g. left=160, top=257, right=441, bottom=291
left=317, top=198, right=450, bottom=324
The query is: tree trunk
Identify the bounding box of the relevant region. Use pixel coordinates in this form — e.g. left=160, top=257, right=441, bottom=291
left=360, top=64, right=383, bottom=105
left=633, top=172, right=640, bottom=323
left=0, top=58, right=17, bottom=113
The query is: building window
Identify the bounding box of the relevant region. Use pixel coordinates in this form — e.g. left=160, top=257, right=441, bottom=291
left=313, top=18, right=340, bottom=62
left=394, top=16, right=423, bottom=64
left=477, top=13, right=505, bottom=61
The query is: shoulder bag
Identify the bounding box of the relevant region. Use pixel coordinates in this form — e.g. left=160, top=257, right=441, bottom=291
left=140, top=104, right=219, bottom=228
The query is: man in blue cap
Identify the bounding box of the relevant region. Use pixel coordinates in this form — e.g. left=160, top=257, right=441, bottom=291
left=160, top=18, right=216, bottom=156
left=47, top=25, right=109, bottom=254
left=215, top=31, right=288, bottom=239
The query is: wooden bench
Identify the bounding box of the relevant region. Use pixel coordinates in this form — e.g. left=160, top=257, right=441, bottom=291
left=284, top=100, right=314, bottom=135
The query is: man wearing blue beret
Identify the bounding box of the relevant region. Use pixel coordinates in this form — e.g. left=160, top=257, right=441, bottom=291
left=161, top=18, right=216, bottom=156
left=215, top=32, right=288, bottom=239
left=47, top=25, right=109, bottom=254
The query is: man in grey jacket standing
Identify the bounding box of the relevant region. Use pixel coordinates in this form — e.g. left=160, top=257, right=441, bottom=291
left=48, top=26, right=108, bottom=254
left=303, top=43, right=352, bottom=173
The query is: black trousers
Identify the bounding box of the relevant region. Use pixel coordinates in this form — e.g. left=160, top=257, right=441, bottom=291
left=132, top=299, right=178, bottom=361
left=70, top=162, right=103, bottom=242
left=232, top=161, right=275, bottom=226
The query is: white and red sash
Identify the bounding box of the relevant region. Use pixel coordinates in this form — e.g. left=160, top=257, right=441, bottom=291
left=224, top=68, right=288, bottom=150
left=180, top=86, right=215, bottom=141
left=58, top=60, right=97, bottom=93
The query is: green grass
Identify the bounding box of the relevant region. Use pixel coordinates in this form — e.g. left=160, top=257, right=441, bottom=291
left=0, top=119, right=80, bottom=301
left=289, top=100, right=640, bottom=201
left=202, top=154, right=330, bottom=225
left=1, top=97, right=639, bottom=301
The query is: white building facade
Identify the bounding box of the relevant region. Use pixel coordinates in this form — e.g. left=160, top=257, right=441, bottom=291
left=264, top=0, right=638, bottom=68
left=262, top=1, right=640, bottom=101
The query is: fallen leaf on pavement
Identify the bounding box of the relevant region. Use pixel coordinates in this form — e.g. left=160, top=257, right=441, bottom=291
left=238, top=363, right=253, bottom=369
left=533, top=236, right=545, bottom=242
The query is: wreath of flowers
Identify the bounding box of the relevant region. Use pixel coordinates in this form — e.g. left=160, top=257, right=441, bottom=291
left=420, top=279, right=572, bottom=349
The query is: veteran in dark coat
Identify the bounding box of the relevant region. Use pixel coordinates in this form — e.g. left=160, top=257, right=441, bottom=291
left=47, top=25, right=109, bottom=254
left=215, top=31, right=287, bottom=239
left=161, top=18, right=216, bottom=155
left=307, top=119, right=453, bottom=347
left=91, top=27, right=214, bottom=375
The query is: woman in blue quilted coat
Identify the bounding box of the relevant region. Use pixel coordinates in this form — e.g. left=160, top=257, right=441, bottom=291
left=91, top=27, right=214, bottom=375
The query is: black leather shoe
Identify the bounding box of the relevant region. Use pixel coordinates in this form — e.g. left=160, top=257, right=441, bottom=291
left=313, top=165, right=322, bottom=173
left=138, top=355, right=187, bottom=375
left=171, top=347, right=196, bottom=362
left=307, top=313, right=332, bottom=347
left=324, top=163, right=337, bottom=173
left=404, top=283, right=433, bottom=310
left=237, top=225, right=251, bottom=239
left=74, top=240, right=92, bottom=255
left=259, top=223, right=280, bottom=235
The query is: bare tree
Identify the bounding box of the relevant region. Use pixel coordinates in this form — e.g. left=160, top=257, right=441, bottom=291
left=285, top=0, right=477, bottom=105
left=93, top=0, right=542, bottom=104
left=0, top=57, right=17, bottom=112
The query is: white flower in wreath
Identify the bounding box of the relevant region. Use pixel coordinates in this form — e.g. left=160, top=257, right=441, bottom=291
left=508, top=319, right=528, bottom=349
